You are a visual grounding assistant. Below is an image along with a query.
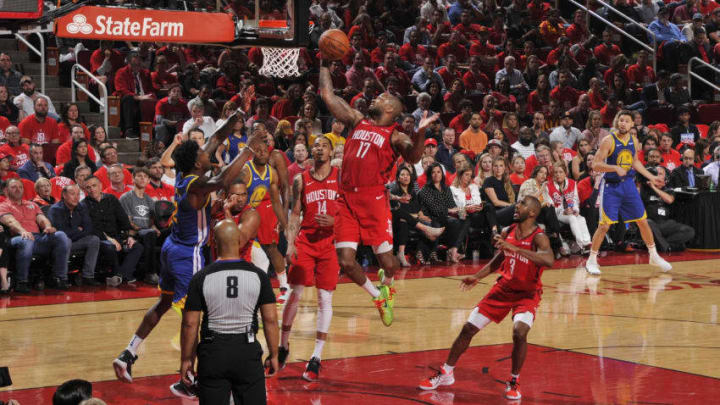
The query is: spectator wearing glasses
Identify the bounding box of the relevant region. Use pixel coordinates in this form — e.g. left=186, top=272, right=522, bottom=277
left=103, top=164, right=133, bottom=199
left=0, top=126, right=29, bottom=169
left=0, top=178, right=71, bottom=293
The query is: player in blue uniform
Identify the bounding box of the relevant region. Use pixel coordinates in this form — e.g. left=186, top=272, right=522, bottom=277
left=113, top=113, right=265, bottom=387
left=585, top=110, right=672, bottom=275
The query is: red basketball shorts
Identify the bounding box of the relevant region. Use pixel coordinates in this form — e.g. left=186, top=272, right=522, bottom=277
left=255, top=200, right=279, bottom=245
left=288, top=233, right=339, bottom=291
left=334, top=189, right=393, bottom=253
left=476, top=284, right=542, bottom=324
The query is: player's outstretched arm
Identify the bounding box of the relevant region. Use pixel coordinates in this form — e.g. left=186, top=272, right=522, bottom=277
left=460, top=249, right=505, bottom=291
left=285, top=174, right=304, bottom=261
left=203, top=112, right=239, bottom=158
left=261, top=302, right=280, bottom=376
left=270, top=150, right=290, bottom=212
left=392, top=111, right=440, bottom=164
left=319, top=61, right=364, bottom=129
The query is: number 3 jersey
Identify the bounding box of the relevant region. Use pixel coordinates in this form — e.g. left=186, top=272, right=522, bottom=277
left=300, top=167, right=340, bottom=240
left=497, top=224, right=546, bottom=293
left=341, top=119, right=399, bottom=191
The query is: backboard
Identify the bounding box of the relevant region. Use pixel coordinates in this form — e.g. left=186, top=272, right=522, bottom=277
left=228, top=0, right=309, bottom=48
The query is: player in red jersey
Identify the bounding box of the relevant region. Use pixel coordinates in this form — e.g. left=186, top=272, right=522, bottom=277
left=319, top=58, right=439, bottom=326
left=418, top=196, right=554, bottom=400
left=277, top=136, right=339, bottom=382
left=210, top=182, right=261, bottom=265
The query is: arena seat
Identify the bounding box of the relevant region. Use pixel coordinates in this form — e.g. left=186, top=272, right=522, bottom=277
left=43, top=142, right=60, bottom=166
left=697, top=103, right=720, bottom=125
left=644, top=107, right=675, bottom=126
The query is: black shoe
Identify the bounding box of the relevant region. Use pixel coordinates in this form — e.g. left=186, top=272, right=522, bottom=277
left=143, top=273, right=159, bottom=286
left=35, top=279, right=45, bottom=291
left=278, top=345, right=290, bottom=370
left=0, top=288, right=10, bottom=295
left=52, top=277, right=69, bottom=290
left=113, top=349, right=138, bottom=383
left=125, top=130, right=139, bottom=140
left=170, top=379, right=198, bottom=399
left=14, top=282, right=30, bottom=294
left=302, top=357, right=321, bottom=382
left=82, top=277, right=102, bottom=287
left=125, top=276, right=137, bottom=284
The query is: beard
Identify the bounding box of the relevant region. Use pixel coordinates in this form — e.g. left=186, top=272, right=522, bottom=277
left=367, top=105, right=382, bottom=120
left=519, top=137, right=532, bottom=146
left=23, top=88, right=34, bottom=96
left=35, top=110, right=47, bottom=119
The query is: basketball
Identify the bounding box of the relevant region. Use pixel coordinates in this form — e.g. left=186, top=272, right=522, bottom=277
left=319, top=29, right=350, bottom=61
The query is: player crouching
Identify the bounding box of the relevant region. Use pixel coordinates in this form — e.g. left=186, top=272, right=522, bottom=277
left=418, top=196, right=554, bottom=400
left=272, top=136, right=339, bottom=381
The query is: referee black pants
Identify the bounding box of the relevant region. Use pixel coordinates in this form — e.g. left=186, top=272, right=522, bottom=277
left=197, top=336, right=266, bottom=405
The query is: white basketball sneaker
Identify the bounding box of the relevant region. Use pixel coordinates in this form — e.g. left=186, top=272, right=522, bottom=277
left=585, top=258, right=601, bottom=275
left=419, top=367, right=455, bottom=390
left=649, top=254, right=672, bottom=272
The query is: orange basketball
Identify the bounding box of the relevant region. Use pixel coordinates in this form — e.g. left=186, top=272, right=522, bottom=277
left=319, top=29, right=350, bottom=61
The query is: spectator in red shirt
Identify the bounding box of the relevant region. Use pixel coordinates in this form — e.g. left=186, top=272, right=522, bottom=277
left=437, top=32, right=469, bottom=64
left=546, top=37, right=578, bottom=67
left=144, top=157, right=174, bottom=202
left=271, top=84, right=304, bottom=120
left=0, top=152, right=18, bottom=181
left=94, top=146, right=133, bottom=190
left=527, top=73, right=551, bottom=115
left=370, top=31, right=397, bottom=66
left=587, top=77, right=607, bottom=110
left=594, top=29, right=623, bottom=66
left=550, top=69, right=584, bottom=110
left=150, top=55, right=178, bottom=94
left=214, top=61, right=241, bottom=100
left=155, top=44, right=186, bottom=71
left=627, top=50, right=656, bottom=88
left=566, top=10, right=590, bottom=44
left=452, top=10, right=482, bottom=42
left=375, top=52, right=412, bottom=96
left=463, top=55, right=492, bottom=94
left=153, top=84, right=189, bottom=147
left=342, top=33, right=372, bottom=68
left=449, top=99, right=473, bottom=137
left=89, top=41, right=124, bottom=87
left=436, top=54, right=464, bottom=89
left=345, top=52, right=384, bottom=93
left=103, top=164, right=133, bottom=199
left=539, top=9, right=565, bottom=47
left=659, top=132, right=682, bottom=170
left=0, top=126, right=29, bottom=170
left=56, top=124, right=98, bottom=167
left=18, top=98, right=59, bottom=145
left=600, top=94, right=622, bottom=127
left=114, top=52, right=155, bottom=139
left=398, top=29, right=428, bottom=69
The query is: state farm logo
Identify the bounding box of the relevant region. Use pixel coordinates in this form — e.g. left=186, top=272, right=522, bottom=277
left=64, top=12, right=185, bottom=37
left=66, top=14, right=93, bottom=35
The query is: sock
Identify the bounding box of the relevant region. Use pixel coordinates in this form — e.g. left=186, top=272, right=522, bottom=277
left=311, top=339, right=325, bottom=360
left=511, top=373, right=519, bottom=382
left=280, top=329, right=291, bottom=349
left=127, top=335, right=143, bottom=356
left=442, top=363, right=454, bottom=374
left=278, top=272, right=289, bottom=290
left=385, top=276, right=394, bottom=286
left=361, top=279, right=380, bottom=298
left=588, top=250, right=598, bottom=262
left=647, top=244, right=658, bottom=256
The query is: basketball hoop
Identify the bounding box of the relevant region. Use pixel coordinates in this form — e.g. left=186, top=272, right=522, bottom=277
left=258, top=46, right=301, bottom=77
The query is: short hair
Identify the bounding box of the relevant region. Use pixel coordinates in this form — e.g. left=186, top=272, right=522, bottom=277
left=100, top=145, right=116, bottom=159
left=188, top=128, right=204, bottom=138
left=168, top=83, right=182, bottom=93
left=255, top=97, right=270, bottom=109
left=53, top=379, right=92, bottom=405
left=34, top=177, right=51, bottom=193
left=530, top=163, right=548, bottom=179
left=416, top=92, right=431, bottom=104
left=75, top=165, right=91, bottom=178
left=84, top=175, right=101, bottom=185
left=145, top=157, right=161, bottom=168
left=173, top=140, right=200, bottom=175
left=133, top=167, right=150, bottom=177
left=29, top=142, right=43, bottom=150
left=62, top=184, right=80, bottom=196
left=459, top=99, right=473, bottom=111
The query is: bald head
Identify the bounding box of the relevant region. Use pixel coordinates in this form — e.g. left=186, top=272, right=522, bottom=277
left=524, top=195, right=541, bottom=217
left=214, top=219, right=241, bottom=257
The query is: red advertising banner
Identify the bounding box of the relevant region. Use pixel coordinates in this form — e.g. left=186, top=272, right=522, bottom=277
left=54, top=6, right=235, bottom=43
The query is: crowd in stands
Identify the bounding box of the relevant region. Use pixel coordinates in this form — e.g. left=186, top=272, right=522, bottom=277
left=2, top=0, right=720, bottom=293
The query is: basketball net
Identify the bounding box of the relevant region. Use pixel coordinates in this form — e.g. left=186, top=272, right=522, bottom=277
left=258, top=47, right=301, bottom=77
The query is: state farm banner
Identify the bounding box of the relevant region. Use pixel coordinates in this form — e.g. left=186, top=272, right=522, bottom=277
left=54, top=6, right=235, bottom=43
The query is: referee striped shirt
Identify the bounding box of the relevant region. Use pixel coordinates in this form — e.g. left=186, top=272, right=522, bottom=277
left=185, top=260, right=276, bottom=337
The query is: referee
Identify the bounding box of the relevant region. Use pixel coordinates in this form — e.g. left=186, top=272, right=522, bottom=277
left=180, top=219, right=279, bottom=405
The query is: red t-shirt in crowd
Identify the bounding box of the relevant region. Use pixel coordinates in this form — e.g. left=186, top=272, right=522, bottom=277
left=550, top=86, right=584, bottom=110
left=448, top=114, right=469, bottom=138
left=463, top=70, right=491, bottom=92
left=0, top=116, right=10, bottom=141
left=145, top=181, right=175, bottom=201
left=103, top=184, right=133, bottom=199
left=626, top=64, right=656, bottom=87
left=94, top=165, right=134, bottom=189
left=50, top=176, right=74, bottom=201
left=437, top=43, right=468, bottom=64
left=56, top=122, right=91, bottom=144
left=18, top=115, right=59, bottom=145
left=660, top=149, right=682, bottom=171
left=0, top=143, right=30, bottom=170
left=398, top=43, right=427, bottom=65
left=154, top=97, right=189, bottom=129
left=593, top=43, right=622, bottom=65
left=0, top=198, right=42, bottom=233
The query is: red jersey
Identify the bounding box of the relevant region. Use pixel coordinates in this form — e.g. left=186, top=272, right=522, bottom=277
left=0, top=143, right=30, bottom=170
left=300, top=167, right=339, bottom=240
left=497, top=224, right=546, bottom=292
left=341, top=119, right=398, bottom=191
left=18, top=115, right=59, bottom=145
left=145, top=181, right=175, bottom=201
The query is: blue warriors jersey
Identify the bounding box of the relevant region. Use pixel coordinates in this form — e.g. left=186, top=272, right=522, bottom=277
left=246, top=161, right=273, bottom=208
left=169, top=173, right=211, bottom=246
left=604, top=131, right=636, bottom=182
left=223, top=132, right=247, bottom=163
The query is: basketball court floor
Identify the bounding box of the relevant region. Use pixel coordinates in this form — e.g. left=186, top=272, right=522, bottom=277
left=1, top=251, right=719, bottom=404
